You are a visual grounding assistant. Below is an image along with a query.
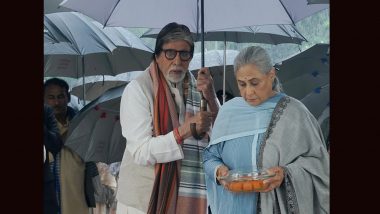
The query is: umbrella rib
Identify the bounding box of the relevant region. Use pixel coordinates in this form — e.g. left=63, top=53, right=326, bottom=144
left=278, top=0, right=296, bottom=25
left=292, top=25, right=308, bottom=42
left=103, top=0, right=121, bottom=27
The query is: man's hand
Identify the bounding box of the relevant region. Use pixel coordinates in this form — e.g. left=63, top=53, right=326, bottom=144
left=178, top=111, right=216, bottom=139
left=197, top=67, right=216, bottom=102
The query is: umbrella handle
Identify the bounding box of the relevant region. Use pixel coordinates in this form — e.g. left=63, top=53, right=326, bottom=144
left=190, top=94, right=207, bottom=140
left=200, top=94, right=207, bottom=112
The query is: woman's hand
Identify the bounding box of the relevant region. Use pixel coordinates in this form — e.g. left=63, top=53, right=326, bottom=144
left=216, top=165, right=229, bottom=187
left=257, top=166, right=285, bottom=193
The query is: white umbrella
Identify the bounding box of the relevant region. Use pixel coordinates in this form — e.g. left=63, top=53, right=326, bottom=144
left=60, top=0, right=328, bottom=31
left=307, top=0, right=329, bottom=4
left=59, top=0, right=328, bottom=68
left=142, top=24, right=307, bottom=45
left=143, top=24, right=307, bottom=103
left=44, top=29, right=78, bottom=55
left=70, top=71, right=143, bottom=102
left=68, top=94, right=85, bottom=111
left=44, top=12, right=153, bottom=78
left=44, top=0, right=71, bottom=14
left=189, top=50, right=240, bottom=99
left=59, top=0, right=327, bottom=106
left=65, top=85, right=127, bottom=164
left=44, top=12, right=152, bottom=102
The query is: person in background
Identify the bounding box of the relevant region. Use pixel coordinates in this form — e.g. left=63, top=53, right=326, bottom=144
left=91, top=162, right=120, bottom=214
left=117, top=22, right=220, bottom=214
left=203, top=46, right=329, bottom=214
left=44, top=78, right=97, bottom=214
left=44, top=104, right=63, bottom=214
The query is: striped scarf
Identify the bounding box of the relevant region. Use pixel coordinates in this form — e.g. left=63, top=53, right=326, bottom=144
left=147, top=61, right=207, bottom=214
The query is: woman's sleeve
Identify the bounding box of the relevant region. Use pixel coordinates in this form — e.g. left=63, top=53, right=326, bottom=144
left=203, top=143, right=224, bottom=184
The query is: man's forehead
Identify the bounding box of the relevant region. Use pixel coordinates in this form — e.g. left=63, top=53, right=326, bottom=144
left=163, top=40, right=191, bottom=49
left=45, top=85, right=67, bottom=94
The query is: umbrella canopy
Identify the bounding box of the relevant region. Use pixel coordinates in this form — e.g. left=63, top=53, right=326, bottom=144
left=141, top=23, right=307, bottom=104
left=60, top=0, right=328, bottom=31
left=70, top=71, right=143, bottom=101
left=68, top=94, right=85, bottom=111
left=59, top=0, right=327, bottom=67
left=277, top=43, right=329, bottom=99
left=44, top=0, right=72, bottom=14
left=189, top=50, right=239, bottom=71
left=307, top=0, right=329, bottom=4
left=301, top=85, right=330, bottom=148
left=189, top=50, right=240, bottom=98
left=300, top=84, right=329, bottom=119
left=44, top=29, right=78, bottom=55
left=65, top=85, right=126, bottom=164
left=142, top=24, right=307, bottom=45
left=44, top=12, right=153, bottom=78
left=59, top=0, right=327, bottom=104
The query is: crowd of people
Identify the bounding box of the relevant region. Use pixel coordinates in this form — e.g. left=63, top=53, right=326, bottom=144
left=44, top=22, right=329, bottom=214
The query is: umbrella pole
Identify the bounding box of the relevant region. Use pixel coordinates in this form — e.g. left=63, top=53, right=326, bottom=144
left=199, top=0, right=207, bottom=111
left=201, top=0, right=204, bottom=67
left=223, top=36, right=226, bottom=104
left=82, top=56, right=86, bottom=105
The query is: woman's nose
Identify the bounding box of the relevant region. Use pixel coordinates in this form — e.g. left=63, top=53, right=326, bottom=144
left=246, top=86, right=255, bottom=96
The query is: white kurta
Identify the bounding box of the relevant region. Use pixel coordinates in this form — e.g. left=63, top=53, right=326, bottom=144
left=116, top=69, right=186, bottom=213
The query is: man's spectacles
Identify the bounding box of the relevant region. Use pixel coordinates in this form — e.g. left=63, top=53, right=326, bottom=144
left=161, top=49, right=192, bottom=61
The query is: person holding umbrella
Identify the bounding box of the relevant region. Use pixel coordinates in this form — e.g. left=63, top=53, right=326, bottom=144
left=203, top=46, right=329, bottom=213
left=117, top=22, right=219, bottom=214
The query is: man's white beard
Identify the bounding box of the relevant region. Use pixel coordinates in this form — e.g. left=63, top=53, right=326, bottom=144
left=166, top=70, right=186, bottom=84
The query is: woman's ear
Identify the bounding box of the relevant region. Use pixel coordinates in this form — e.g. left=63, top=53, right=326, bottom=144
left=268, top=68, right=276, bottom=80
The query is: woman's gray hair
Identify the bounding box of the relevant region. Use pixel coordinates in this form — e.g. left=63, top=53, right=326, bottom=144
left=234, top=46, right=282, bottom=92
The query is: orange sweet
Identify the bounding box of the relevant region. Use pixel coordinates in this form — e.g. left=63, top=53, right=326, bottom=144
left=251, top=180, right=264, bottom=190
left=242, top=181, right=253, bottom=191
left=228, top=181, right=243, bottom=192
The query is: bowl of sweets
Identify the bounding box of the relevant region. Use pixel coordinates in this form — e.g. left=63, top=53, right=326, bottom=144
left=218, top=169, right=275, bottom=192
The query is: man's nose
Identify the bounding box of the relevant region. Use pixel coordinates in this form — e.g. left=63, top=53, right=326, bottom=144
left=174, top=53, right=182, bottom=64
left=53, top=98, right=60, bottom=105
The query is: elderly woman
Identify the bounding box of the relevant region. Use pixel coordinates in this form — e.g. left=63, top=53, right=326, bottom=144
left=203, top=46, right=329, bottom=214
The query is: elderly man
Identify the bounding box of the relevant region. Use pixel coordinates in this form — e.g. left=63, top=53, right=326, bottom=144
left=117, top=22, right=219, bottom=214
